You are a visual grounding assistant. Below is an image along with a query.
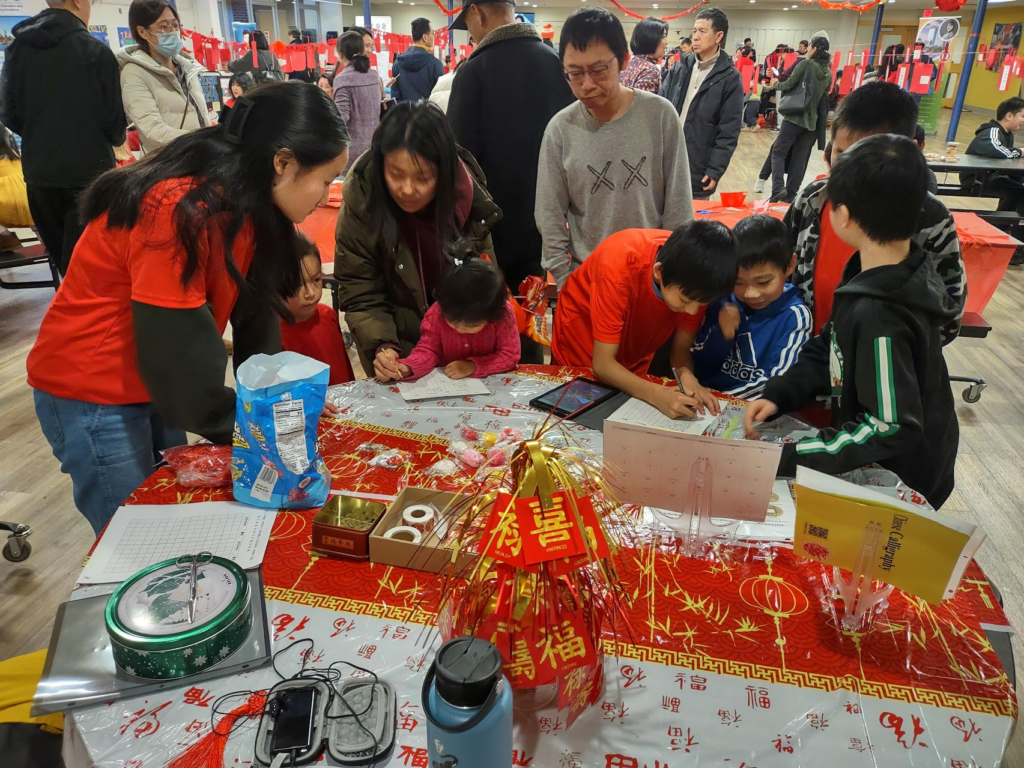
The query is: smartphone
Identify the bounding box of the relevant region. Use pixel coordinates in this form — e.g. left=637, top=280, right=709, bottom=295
left=270, top=688, right=318, bottom=755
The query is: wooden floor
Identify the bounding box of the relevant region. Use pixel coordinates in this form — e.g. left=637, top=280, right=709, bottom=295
left=2, top=107, right=1021, bottom=761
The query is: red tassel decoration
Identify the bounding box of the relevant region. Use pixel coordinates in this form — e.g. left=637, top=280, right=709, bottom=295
left=167, top=691, right=267, bottom=768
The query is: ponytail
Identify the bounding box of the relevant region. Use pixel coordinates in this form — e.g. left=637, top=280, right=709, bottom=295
left=339, top=30, right=369, bottom=73
left=352, top=54, right=370, bottom=73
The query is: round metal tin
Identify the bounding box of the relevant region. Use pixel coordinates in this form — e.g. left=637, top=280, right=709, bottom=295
left=105, top=556, right=252, bottom=680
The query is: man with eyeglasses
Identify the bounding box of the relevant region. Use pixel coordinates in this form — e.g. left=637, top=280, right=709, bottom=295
left=661, top=7, right=743, bottom=201
left=536, top=7, right=692, bottom=288
left=0, top=0, right=126, bottom=275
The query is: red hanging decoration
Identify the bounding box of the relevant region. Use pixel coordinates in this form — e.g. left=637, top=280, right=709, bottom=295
left=934, top=0, right=967, bottom=11
left=801, top=0, right=885, bottom=12
left=432, top=0, right=463, bottom=15
left=270, top=39, right=287, bottom=57
left=167, top=691, right=267, bottom=768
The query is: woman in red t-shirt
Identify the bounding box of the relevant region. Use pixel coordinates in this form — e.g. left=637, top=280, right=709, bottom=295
left=27, top=83, right=351, bottom=535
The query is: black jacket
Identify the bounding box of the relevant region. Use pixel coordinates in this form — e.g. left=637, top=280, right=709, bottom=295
left=660, top=51, right=743, bottom=197
left=765, top=245, right=960, bottom=508
left=447, top=23, right=573, bottom=287
left=1, top=9, right=125, bottom=188
left=392, top=45, right=443, bottom=102
left=960, top=119, right=1023, bottom=193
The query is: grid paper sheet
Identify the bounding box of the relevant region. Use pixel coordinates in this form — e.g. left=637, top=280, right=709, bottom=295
left=78, top=502, right=275, bottom=584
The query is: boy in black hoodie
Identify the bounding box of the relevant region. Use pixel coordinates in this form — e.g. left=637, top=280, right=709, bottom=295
left=962, top=96, right=1024, bottom=260
left=744, top=135, right=960, bottom=508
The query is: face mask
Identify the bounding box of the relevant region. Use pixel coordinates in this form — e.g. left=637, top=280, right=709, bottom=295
left=154, top=31, right=183, bottom=58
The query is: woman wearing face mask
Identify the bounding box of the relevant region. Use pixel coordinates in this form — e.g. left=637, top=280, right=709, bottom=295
left=335, top=101, right=501, bottom=380
left=27, top=83, right=350, bottom=536
left=117, top=0, right=210, bottom=154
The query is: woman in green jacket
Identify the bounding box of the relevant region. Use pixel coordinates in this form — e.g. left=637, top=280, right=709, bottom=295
left=334, top=101, right=501, bottom=379
left=769, top=36, right=832, bottom=203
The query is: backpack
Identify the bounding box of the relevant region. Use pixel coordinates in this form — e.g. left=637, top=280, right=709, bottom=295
left=253, top=50, right=285, bottom=83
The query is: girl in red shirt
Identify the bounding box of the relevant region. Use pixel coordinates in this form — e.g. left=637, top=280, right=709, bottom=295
left=279, top=233, right=355, bottom=386
left=376, top=257, right=520, bottom=382
left=27, top=83, right=351, bottom=534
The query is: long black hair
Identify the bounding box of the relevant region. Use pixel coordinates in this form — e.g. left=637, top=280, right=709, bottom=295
left=339, top=30, right=370, bottom=73
left=367, top=101, right=460, bottom=255
left=82, top=83, right=349, bottom=320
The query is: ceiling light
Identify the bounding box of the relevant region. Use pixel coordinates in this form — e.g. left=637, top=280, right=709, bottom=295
left=653, top=3, right=658, bottom=6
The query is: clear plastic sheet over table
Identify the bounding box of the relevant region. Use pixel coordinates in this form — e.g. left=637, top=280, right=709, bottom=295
left=66, top=367, right=1016, bottom=768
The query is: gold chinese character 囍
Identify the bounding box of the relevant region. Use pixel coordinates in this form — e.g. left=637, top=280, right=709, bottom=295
left=529, top=497, right=573, bottom=547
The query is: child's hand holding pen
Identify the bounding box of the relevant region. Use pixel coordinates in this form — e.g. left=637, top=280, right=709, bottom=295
left=671, top=367, right=721, bottom=417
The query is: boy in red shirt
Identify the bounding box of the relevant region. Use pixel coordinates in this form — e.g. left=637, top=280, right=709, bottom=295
left=552, top=221, right=738, bottom=419
left=280, top=234, right=354, bottom=386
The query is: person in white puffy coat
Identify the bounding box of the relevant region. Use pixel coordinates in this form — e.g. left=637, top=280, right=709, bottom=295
left=116, top=0, right=210, bottom=154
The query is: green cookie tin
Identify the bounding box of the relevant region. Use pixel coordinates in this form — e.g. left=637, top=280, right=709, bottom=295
left=105, top=555, right=252, bottom=680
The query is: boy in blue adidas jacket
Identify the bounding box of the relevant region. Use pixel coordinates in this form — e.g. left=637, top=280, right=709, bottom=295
left=692, top=214, right=811, bottom=399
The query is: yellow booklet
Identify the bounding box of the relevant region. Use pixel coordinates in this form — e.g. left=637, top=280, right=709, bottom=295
left=793, top=468, right=985, bottom=605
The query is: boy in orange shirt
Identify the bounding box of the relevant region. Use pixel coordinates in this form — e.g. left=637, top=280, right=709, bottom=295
left=552, top=221, right=739, bottom=419
left=280, top=234, right=354, bottom=386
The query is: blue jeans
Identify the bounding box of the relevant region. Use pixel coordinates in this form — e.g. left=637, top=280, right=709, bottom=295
left=33, top=390, right=187, bottom=535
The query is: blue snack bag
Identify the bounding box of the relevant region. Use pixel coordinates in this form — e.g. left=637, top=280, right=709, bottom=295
left=232, top=352, right=331, bottom=509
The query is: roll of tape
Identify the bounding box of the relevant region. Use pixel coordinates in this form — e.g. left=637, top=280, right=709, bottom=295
left=382, top=526, right=422, bottom=544
left=402, top=504, right=436, bottom=534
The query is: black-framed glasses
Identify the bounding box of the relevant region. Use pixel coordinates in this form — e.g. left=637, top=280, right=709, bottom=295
left=563, top=55, right=617, bottom=83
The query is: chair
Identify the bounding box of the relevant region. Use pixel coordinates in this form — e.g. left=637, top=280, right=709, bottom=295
left=949, top=312, right=991, bottom=404
left=0, top=239, right=61, bottom=292
left=1, top=521, right=32, bottom=562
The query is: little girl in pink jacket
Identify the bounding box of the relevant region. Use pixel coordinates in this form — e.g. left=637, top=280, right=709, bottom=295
left=375, top=257, right=521, bottom=382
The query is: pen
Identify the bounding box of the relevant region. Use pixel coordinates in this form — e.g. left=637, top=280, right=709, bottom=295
left=671, top=368, right=693, bottom=398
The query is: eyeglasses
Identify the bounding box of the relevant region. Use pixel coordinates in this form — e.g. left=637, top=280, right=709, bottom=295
left=149, top=21, right=181, bottom=34
left=563, top=55, right=617, bottom=83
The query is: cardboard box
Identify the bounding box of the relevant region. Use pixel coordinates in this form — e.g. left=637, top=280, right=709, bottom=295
left=369, top=487, right=483, bottom=574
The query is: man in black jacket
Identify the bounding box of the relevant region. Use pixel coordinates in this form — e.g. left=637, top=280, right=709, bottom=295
left=1, top=0, right=125, bottom=274
left=392, top=18, right=443, bottom=102
left=447, top=0, right=573, bottom=294
left=661, top=8, right=743, bottom=200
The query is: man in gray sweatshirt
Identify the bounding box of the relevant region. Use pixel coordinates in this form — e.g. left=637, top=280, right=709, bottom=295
left=536, top=7, right=693, bottom=287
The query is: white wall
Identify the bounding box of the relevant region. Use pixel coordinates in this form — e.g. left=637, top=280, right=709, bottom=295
left=15, top=0, right=210, bottom=48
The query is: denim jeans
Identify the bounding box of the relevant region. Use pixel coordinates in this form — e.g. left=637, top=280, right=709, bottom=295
left=33, top=390, right=187, bottom=535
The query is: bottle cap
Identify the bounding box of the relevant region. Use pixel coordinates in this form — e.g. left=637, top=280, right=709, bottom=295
left=433, top=637, right=502, bottom=709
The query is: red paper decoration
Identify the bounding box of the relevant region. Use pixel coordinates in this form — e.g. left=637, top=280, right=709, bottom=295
left=934, top=0, right=967, bottom=11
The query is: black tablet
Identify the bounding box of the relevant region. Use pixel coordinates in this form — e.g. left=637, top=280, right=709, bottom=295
left=529, top=377, right=620, bottom=419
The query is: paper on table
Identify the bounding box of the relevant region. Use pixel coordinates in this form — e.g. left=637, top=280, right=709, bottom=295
left=605, top=396, right=724, bottom=435
left=794, top=467, right=985, bottom=604
left=397, top=369, right=490, bottom=401
left=78, top=502, right=275, bottom=584
left=604, top=420, right=780, bottom=522
left=713, top=479, right=796, bottom=541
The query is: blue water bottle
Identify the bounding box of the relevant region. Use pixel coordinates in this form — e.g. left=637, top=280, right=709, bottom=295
left=422, top=637, right=513, bottom=768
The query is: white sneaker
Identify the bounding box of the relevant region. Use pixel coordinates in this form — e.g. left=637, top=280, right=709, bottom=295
left=753, top=179, right=766, bottom=194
